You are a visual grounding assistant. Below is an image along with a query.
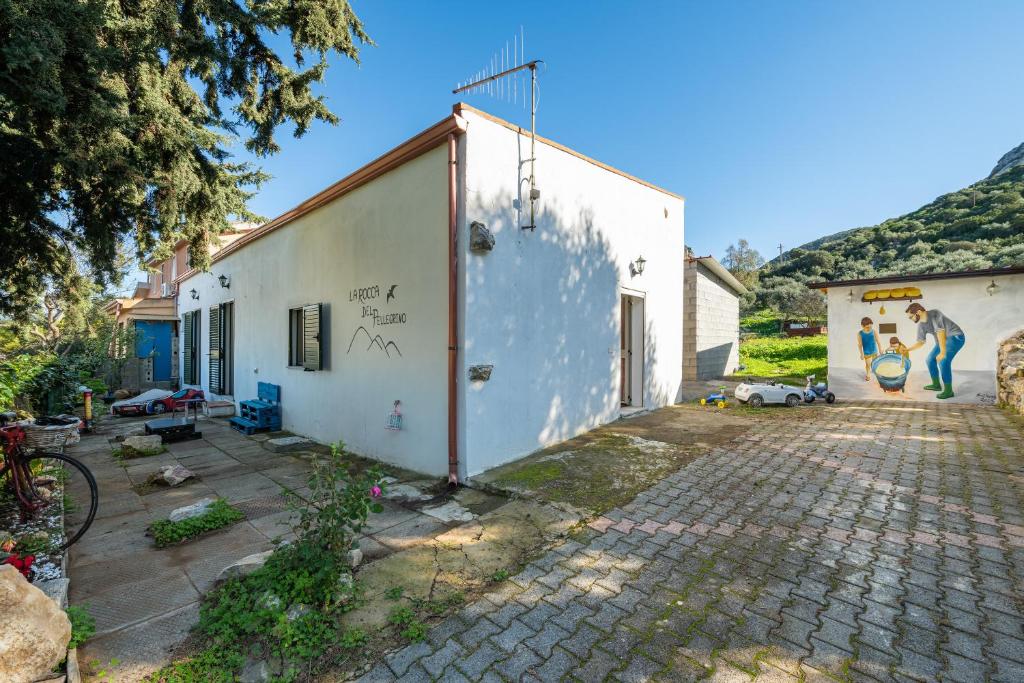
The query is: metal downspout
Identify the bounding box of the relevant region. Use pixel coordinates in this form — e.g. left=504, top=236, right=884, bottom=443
left=447, top=132, right=459, bottom=486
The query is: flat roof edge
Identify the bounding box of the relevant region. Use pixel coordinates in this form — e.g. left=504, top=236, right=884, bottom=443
left=807, top=266, right=1024, bottom=290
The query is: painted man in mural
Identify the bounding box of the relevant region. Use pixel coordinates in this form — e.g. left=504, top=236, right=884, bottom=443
left=905, top=302, right=966, bottom=400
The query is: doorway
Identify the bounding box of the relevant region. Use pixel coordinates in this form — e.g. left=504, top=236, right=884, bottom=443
left=620, top=293, right=645, bottom=407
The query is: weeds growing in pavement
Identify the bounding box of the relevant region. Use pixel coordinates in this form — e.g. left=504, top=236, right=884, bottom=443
left=148, top=500, right=244, bottom=547
left=146, top=442, right=386, bottom=681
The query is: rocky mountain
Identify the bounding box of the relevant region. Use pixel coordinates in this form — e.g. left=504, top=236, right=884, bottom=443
left=990, top=141, right=1024, bottom=178
left=755, top=143, right=1024, bottom=306
left=753, top=144, right=1024, bottom=309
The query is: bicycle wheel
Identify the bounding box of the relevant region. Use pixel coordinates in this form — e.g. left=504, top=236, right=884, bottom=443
left=22, top=451, right=99, bottom=551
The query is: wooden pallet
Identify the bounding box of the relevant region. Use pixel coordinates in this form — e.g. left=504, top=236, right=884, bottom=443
left=229, top=382, right=281, bottom=435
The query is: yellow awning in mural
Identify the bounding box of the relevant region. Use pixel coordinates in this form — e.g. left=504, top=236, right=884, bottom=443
left=861, top=286, right=922, bottom=302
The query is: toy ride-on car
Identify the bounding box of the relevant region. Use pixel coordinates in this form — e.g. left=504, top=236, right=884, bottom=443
left=734, top=381, right=803, bottom=408
left=147, top=388, right=205, bottom=415
left=803, top=375, right=836, bottom=404
left=698, top=386, right=729, bottom=408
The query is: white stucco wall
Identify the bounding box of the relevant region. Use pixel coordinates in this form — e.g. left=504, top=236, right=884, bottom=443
left=458, top=110, right=685, bottom=476
left=684, top=261, right=741, bottom=380
left=178, top=145, right=451, bottom=476
left=825, top=272, right=1024, bottom=404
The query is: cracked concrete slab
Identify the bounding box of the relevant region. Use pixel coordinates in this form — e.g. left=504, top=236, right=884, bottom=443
left=343, top=499, right=580, bottom=632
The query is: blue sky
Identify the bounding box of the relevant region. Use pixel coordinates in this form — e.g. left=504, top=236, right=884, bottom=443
left=231, top=1, right=1024, bottom=264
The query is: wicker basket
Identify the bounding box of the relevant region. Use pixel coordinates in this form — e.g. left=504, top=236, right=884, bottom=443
left=22, top=422, right=81, bottom=451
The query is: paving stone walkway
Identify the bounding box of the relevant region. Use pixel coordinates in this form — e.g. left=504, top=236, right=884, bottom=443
left=66, top=416, right=500, bottom=681
left=363, top=402, right=1024, bottom=682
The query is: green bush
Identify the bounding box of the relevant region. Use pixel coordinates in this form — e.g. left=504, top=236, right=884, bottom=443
left=0, top=353, right=77, bottom=414
left=149, top=500, right=244, bottom=547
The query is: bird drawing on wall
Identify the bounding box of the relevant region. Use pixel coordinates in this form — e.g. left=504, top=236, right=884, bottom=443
left=387, top=285, right=398, bottom=303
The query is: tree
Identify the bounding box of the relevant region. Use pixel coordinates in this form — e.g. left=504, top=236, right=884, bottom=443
left=722, top=239, right=765, bottom=291
left=0, top=0, right=371, bottom=318
left=790, top=288, right=826, bottom=325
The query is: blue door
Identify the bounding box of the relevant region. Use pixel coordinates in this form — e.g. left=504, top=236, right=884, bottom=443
left=136, top=321, right=174, bottom=381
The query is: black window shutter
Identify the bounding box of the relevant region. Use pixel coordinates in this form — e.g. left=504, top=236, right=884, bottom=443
left=302, top=303, right=323, bottom=371
left=182, top=313, right=193, bottom=384
left=209, top=305, right=222, bottom=392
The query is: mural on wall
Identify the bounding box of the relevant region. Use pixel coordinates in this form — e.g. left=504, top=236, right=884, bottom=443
left=856, top=287, right=967, bottom=400
left=347, top=283, right=405, bottom=358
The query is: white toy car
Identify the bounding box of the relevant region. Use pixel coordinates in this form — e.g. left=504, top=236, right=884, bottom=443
left=734, top=381, right=804, bottom=408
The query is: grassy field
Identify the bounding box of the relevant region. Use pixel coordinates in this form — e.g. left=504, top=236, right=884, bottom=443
left=735, top=334, right=828, bottom=384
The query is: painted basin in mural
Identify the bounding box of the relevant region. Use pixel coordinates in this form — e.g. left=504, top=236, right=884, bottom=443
left=871, top=352, right=911, bottom=392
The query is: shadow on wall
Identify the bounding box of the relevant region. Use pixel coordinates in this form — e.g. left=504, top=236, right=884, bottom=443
left=695, top=341, right=736, bottom=380
left=466, top=188, right=676, bottom=462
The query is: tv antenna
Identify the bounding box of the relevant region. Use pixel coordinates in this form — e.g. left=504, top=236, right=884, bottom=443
left=453, top=28, right=543, bottom=230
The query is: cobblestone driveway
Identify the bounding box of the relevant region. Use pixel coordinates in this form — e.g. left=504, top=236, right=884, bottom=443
left=361, top=402, right=1024, bottom=682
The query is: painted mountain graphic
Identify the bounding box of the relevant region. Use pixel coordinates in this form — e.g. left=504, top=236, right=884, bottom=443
left=347, top=326, right=402, bottom=358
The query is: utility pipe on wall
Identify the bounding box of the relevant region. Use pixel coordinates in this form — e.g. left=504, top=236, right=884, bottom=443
left=447, top=132, right=459, bottom=486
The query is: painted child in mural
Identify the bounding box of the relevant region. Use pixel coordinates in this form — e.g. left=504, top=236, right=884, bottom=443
left=905, top=302, right=966, bottom=400
left=888, top=337, right=910, bottom=362
left=856, top=317, right=882, bottom=381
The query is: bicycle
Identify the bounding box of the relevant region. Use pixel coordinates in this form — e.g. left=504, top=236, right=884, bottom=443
left=0, top=411, right=98, bottom=551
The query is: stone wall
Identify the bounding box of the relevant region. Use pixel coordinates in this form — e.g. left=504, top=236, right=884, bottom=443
left=998, top=329, right=1024, bottom=415
left=684, top=261, right=741, bottom=380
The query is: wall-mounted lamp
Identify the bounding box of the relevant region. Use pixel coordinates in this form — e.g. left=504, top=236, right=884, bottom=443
left=218, top=274, right=231, bottom=289
left=630, top=255, right=646, bottom=277
left=190, top=288, right=199, bottom=300
left=847, top=290, right=855, bottom=303
left=986, top=280, right=1000, bottom=297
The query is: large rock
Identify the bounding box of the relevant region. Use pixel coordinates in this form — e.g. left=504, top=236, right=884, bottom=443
left=168, top=497, right=217, bottom=522
left=153, top=465, right=195, bottom=487
left=998, top=330, right=1024, bottom=415
left=124, top=434, right=163, bottom=451
left=217, top=550, right=273, bottom=583
left=0, top=565, right=72, bottom=683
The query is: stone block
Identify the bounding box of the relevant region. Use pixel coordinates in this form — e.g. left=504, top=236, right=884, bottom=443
left=123, top=434, right=163, bottom=451
left=217, top=550, right=274, bottom=583
left=265, top=436, right=312, bottom=453
left=168, top=497, right=217, bottom=522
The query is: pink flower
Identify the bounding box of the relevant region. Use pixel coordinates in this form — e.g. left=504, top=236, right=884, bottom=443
left=370, top=486, right=382, bottom=498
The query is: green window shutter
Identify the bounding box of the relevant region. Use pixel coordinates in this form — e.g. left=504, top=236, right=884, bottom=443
left=302, top=303, right=323, bottom=371
left=209, top=305, right=222, bottom=392
left=182, top=313, right=193, bottom=384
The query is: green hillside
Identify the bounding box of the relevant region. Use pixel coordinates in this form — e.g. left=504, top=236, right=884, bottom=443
left=759, top=164, right=1024, bottom=291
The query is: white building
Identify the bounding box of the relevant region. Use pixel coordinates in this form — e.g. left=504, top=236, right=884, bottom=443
left=809, top=268, right=1024, bottom=404
left=683, top=254, right=747, bottom=380
left=175, top=104, right=685, bottom=480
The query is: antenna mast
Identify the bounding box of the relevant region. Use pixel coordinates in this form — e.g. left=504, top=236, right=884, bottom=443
left=453, top=29, right=543, bottom=230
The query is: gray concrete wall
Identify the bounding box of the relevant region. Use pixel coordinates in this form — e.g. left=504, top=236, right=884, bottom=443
left=684, top=261, right=741, bottom=380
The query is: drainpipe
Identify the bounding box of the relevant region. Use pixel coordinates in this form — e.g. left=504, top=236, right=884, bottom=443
left=447, top=133, right=459, bottom=487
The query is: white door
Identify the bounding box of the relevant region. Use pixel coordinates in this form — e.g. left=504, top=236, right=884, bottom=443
left=620, top=294, right=645, bottom=407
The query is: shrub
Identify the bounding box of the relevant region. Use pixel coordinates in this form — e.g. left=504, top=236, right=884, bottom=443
left=149, top=500, right=244, bottom=547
